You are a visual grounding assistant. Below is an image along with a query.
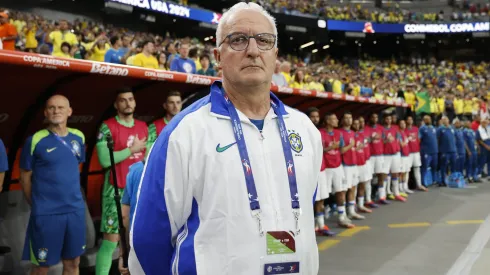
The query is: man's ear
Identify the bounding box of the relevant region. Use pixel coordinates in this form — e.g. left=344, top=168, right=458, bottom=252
left=213, top=48, right=221, bottom=69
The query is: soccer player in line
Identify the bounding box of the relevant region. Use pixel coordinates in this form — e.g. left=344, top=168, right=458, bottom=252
left=464, top=120, right=479, bottom=183
left=20, top=95, right=86, bottom=275
left=359, top=116, right=378, bottom=208
left=398, top=119, right=412, bottom=197
left=147, top=91, right=183, bottom=148
left=381, top=114, right=406, bottom=202
left=453, top=119, right=466, bottom=174
left=419, top=115, right=438, bottom=187
left=317, top=113, right=344, bottom=232
left=366, top=113, right=388, bottom=205
left=437, top=116, right=457, bottom=187
left=95, top=87, right=148, bottom=275
left=405, top=116, right=427, bottom=191
left=0, top=138, right=6, bottom=193
left=352, top=118, right=373, bottom=214
left=339, top=112, right=365, bottom=223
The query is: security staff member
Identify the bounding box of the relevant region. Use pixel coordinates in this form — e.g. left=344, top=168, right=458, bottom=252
left=20, top=95, right=86, bottom=275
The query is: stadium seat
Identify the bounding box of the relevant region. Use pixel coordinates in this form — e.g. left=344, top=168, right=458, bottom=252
left=0, top=190, right=63, bottom=275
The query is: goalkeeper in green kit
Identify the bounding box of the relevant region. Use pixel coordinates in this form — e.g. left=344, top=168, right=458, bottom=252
left=95, top=87, right=148, bottom=275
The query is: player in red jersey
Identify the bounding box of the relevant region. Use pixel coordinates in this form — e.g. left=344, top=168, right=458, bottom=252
left=359, top=116, right=378, bottom=208
left=381, top=114, right=406, bottom=202
left=95, top=87, right=148, bottom=274
left=314, top=112, right=338, bottom=236
left=322, top=113, right=355, bottom=228
left=398, top=119, right=411, bottom=198
left=406, top=116, right=427, bottom=191
left=339, top=112, right=365, bottom=224
left=365, top=113, right=388, bottom=205
left=147, top=91, right=183, bottom=148
left=352, top=118, right=373, bottom=214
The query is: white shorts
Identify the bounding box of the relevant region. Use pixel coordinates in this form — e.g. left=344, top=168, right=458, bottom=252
left=409, top=152, right=422, bottom=168
left=400, top=156, right=411, bottom=173
left=370, top=155, right=384, bottom=174
left=358, top=163, right=372, bottom=182
left=382, top=153, right=402, bottom=174
left=343, top=165, right=359, bottom=190
left=365, top=159, right=374, bottom=181
left=327, top=166, right=345, bottom=194
left=315, top=170, right=329, bottom=201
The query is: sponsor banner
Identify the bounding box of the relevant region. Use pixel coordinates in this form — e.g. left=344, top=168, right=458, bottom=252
left=23, top=55, right=70, bottom=69
left=327, top=20, right=490, bottom=34
left=107, top=0, right=221, bottom=24
left=90, top=63, right=129, bottom=76
left=185, top=74, right=212, bottom=85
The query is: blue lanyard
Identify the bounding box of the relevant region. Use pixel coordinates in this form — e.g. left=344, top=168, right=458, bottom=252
left=49, top=130, right=81, bottom=161
left=223, top=90, right=301, bottom=236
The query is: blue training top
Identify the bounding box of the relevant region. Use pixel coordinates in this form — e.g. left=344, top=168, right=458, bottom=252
left=20, top=129, right=85, bottom=216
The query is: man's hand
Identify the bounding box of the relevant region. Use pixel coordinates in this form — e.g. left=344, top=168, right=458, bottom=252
left=349, top=139, right=355, bottom=147
left=333, top=140, right=340, bottom=149
left=387, top=135, right=395, bottom=142
left=130, top=135, right=147, bottom=154
left=356, top=142, right=364, bottom=150
left=118, top=257, right=130, bottom=275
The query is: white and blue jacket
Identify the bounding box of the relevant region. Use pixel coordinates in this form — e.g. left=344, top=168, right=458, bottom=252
left=129, top=81, right=322, bottom=275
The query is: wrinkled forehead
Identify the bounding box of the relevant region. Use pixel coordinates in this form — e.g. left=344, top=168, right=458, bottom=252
left=223, top=9, right=274, bottom=36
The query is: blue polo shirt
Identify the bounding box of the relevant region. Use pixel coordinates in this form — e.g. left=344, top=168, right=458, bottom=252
left=121, top=161, right=144, bottom=228
left=437, top=125, right=457, bottom=153
left=419, top=125, right=438, bottom=154
left=464, top=128, right=477, bottom=153
left=0, top=139, right=7, bottom=172
left=454, top=128, right=466, bottom=155
left=104, top=48, right=126, bottom=64
left=170, top=57, right=196, bottom=74
left=20, top=129, right=85, bottom=216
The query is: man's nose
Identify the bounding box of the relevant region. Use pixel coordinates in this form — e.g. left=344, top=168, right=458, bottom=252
left=246, top=38, right=260, bottom=58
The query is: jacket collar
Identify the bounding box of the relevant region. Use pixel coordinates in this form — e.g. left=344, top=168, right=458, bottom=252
left=209, top=80, right=289, bottom=118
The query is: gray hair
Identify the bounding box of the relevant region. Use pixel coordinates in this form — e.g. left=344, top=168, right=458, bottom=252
left=452, top=118, right=460, bottom=125
left=216, top=2, right=278, bottom=48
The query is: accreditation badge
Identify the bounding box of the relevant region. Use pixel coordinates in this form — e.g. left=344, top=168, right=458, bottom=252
left=266, top=231, right=296, bottom=255
left=262, top=231, right=300, bottom=274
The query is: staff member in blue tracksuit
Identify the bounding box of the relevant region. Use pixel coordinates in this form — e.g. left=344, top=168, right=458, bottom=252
left=437, top=116, right=457, bottom=186
left=453, top=119, right=466, bottom=173
left=476, top=118, right=490, bottom=178
left=419, top=115, right=438, bottom=187
left=464, top=120, right=478, bottom=183
left=20, top=95, right=86, bottom=274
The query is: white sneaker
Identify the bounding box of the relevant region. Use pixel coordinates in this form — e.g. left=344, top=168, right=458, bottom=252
left=348, top=211, right=366, bottom=220
left=338, top=215, right=355, bottom=228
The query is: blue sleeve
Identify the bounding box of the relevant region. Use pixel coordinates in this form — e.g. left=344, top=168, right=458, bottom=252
left=396, top=132, right=402, bottom=142
left=418, top=127, right=423, bottom=140
left=436, top=128, right=441, bottom=139
left=476, top=130, right=481, bottom=141
left=104, top=49, right=113, bottom=63
left=20, top=137, right=33, bottom=171
left=339, top=134, right=344, bottom=147
left=0, top=139, right=8, bottom=172
left=170, top=58, right=179, bottom=71
left=122, top=172, right=132, bottom=205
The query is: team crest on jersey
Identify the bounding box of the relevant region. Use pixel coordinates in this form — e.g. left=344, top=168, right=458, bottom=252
left=107, top=217, right=114, bottom=228
left=38, top=248, right=48, bottom=262
left=71, top=140, right=81, bottom=156
left=288, top=130, right=303, bottom=154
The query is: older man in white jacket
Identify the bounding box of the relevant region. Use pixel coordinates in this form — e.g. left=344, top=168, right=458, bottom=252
left=129, top=2, right=322, bottom=275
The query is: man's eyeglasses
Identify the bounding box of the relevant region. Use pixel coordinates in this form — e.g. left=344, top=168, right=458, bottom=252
left=218, top=33, right=276, bottom=51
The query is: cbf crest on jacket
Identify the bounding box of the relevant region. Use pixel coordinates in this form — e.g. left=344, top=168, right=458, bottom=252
left=129, top=81, right=322, bottom=275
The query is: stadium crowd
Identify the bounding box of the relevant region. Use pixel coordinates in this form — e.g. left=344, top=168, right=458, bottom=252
left=1, top=2, right=490, bottom=275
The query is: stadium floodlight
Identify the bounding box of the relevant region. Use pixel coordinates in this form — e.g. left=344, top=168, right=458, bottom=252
left=300, top=41, right=315, bottom=49
left=312, top=49, right=318, bottom=53
left=323, top=45, right=330, bottom=49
